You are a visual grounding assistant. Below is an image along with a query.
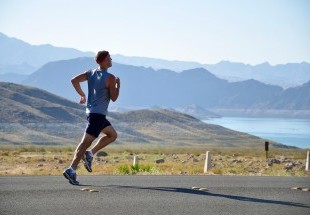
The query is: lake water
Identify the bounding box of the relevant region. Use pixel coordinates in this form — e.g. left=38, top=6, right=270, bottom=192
left=203, top=117, right=310, bottom=149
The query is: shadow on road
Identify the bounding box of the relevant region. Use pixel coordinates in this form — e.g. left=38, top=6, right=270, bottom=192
left=80, top=184, right=310, bottom=209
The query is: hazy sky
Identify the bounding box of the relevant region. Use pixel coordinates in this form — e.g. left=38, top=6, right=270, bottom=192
left=0, top=0, right=309, bottom=65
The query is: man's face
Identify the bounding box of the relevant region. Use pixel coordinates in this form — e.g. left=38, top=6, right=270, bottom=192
left=104, top=54, right=112, bottom=68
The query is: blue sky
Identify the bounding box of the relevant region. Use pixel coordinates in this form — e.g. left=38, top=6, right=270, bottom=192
left=0, top=0, right=309, bottom=65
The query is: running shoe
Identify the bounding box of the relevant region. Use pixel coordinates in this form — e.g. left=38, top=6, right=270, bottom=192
left=82, top=151, right=93, bottom=172
left=63, top=168, right=79, bottom=185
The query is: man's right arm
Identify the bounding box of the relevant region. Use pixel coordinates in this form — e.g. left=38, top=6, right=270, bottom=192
left=71, top=72, right=88, bottom=104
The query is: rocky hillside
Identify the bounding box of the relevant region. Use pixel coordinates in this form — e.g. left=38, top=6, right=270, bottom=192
left=0, top=82, right=85, bottom=123
left=110, top=109, right=268, bottom=148
left=0, top=82, right=290, bottom=148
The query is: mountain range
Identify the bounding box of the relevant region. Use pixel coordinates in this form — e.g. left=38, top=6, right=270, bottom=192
left=16, top=57, right=310, bottom=118
left=112, top=55, right=310, bottom=88
left=0, top=32, right=309, bottom=118
left=1, top=82, right=285, bottom=148
left=1, top=32, right=309, bottom=88
left=0, top=32, right=93, bottom=74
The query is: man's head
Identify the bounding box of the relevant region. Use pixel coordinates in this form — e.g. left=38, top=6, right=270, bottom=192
left=95, top=50, right=112, bottom=68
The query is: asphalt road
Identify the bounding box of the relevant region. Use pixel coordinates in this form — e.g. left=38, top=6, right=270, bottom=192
left=1, top=175, right=309, bottom=215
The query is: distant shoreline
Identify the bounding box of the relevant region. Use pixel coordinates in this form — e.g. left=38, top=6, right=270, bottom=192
left=203, top=117, right=310, bottom=149
left=209, top=109, right=310, bottom=119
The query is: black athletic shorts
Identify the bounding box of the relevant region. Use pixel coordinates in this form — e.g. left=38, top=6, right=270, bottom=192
left=85, top=113, right=111, bottom=138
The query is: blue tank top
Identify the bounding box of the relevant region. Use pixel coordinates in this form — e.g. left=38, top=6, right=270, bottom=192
left=86, top=68, right=111, bottom=115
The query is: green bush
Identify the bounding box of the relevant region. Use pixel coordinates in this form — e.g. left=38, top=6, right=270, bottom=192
left=117, top=165, right=130, bottom=174
left=116, top=164, right=159, bottom=175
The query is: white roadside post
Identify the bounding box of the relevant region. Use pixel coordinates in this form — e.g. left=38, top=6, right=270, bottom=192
left=204, top=151, right=211, bottom=173
left=306, top=151, right=310, bottom=171
left=133, top=155, right=138, bottom=167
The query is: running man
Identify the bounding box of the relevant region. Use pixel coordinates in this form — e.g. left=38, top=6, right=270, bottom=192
left=63, top=50, right=120, bottom=185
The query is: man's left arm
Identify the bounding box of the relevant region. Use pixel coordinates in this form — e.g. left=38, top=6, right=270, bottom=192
left=107, top=75, right=120, bottom=102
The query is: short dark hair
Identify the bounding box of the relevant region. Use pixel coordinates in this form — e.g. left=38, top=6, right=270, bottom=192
left=95, top=50, right=109, bottom=63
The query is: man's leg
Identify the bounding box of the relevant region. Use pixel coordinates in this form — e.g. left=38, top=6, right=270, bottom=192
left=90, top=125, right=117, bottom=155
left=63, top=132, right=96, bottom=184
left=70, top=132, right=96, bottom=170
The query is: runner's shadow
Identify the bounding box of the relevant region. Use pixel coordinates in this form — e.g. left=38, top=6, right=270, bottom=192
left=84, top=184, right=310, bottom=209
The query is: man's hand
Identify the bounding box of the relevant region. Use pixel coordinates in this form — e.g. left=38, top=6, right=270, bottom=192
left=80, top=95, right=86, bottom=104
left=71, top=72, right=88, bottom=104
left=115, top=77, right=120, bottom=89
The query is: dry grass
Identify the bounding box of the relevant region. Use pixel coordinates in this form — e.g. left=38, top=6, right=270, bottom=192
left=0, top=145, right=309, bottom=177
